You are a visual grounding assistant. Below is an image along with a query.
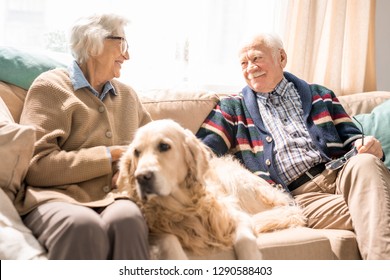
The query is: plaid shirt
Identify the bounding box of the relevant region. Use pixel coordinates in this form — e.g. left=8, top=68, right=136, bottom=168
left=256, top=78, right=324, bottom=185
left=196, top=72, right=362, bottom=190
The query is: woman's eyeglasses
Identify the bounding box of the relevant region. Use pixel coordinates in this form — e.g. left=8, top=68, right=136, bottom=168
left=106, top=36, right=129, bottom=55
left=325, top=116, right=365, bottom=171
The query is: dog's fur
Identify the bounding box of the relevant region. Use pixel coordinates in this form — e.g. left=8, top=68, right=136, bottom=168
left=117, top=119, right=306, bottom=259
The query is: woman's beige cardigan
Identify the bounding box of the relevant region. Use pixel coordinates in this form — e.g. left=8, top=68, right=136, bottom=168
left=16, top=68, right=151, bottom=215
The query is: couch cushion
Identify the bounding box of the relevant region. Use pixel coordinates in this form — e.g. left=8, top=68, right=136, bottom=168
left=188, top=227, right=360, bottom=260
left=353, top=99, right=390, bottom=168
left=0, top=47, right=66, bottom=90
left=255, top=227, right=334, bottom=259
left=256, top=228, right=359, bottom=260
left=338, top=91, right=390, bottom=116
left=140, top=89, right=221, bottom=133
left=319, top=228, right=361, bottom=260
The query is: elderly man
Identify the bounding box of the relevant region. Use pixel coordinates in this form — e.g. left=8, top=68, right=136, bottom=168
left=196, top=33, right=390, bottom=259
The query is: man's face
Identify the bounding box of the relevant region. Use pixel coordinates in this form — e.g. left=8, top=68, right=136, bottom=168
left=239, top=41, right=286, bottom=93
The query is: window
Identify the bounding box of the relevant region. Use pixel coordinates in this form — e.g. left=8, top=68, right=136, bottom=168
left=0, top=0, right=284, bottom=92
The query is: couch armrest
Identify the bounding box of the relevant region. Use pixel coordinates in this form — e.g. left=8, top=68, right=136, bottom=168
left=0, top=81, right=27, bottom=123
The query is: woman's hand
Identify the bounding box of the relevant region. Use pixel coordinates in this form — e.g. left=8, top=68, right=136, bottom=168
left=108, top=145, right=128, bottom=162
left=108, top=145, right=128, bottom=188
left=111, top=169, right=120, bottom=189
left=354, top=135, right=383, bottom=159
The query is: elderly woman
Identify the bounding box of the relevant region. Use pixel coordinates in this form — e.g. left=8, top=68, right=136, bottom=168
left=17, top=14, right=152, bottom=259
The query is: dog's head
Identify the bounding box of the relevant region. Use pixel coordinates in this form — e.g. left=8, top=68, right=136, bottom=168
left=117, top=119, right=211, bottom=201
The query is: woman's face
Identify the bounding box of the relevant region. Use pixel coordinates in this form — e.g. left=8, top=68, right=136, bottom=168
left=92, top=32, right=129, bottom=81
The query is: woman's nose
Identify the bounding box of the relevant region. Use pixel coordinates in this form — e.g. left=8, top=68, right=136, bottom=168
left=123, top=50, right=130, bottom=60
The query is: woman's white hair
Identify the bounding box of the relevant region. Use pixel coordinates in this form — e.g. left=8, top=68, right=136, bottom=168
left=69, top=13, right=129, bottom=64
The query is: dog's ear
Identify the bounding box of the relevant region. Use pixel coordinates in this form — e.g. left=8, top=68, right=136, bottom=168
left=117, top=146, right=138, bottom=198
left=182, top=129, right=211, bottom=185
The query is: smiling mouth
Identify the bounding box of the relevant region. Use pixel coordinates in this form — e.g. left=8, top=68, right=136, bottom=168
left=248, top=71, right=265, bottom=79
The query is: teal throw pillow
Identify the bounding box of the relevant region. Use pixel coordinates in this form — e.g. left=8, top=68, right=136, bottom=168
left=353, top=99, right=390, bottom=168
left=0, top=47, right=66, bottom=90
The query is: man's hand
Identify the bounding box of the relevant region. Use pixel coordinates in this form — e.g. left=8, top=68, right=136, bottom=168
left=354, top=136, right=383, bottom=159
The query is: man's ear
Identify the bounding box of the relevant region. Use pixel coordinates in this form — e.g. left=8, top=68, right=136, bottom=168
left=279, top=48, right=287, bottom=68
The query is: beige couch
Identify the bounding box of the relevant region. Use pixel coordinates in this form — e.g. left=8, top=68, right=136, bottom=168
left=1, top=80, right=390, bottom=260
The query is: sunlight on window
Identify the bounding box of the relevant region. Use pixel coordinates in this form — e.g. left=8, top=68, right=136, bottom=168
left=0, top=0, right=285, bottom=92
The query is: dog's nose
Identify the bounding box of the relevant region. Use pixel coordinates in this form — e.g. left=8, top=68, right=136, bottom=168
left=135, top=171, right=155, bottom=200
left=136, top=171, right=154, bottom=186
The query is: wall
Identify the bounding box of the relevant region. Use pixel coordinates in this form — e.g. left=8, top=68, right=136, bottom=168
left=376, top=0, right=390, bottom=91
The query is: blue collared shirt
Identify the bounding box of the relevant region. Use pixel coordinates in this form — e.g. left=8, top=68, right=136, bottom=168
left=68, top=60, right=117, bottom=101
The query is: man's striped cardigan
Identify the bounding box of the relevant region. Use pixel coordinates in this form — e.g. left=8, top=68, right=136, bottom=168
left=196, top=72, right=362, bottom=190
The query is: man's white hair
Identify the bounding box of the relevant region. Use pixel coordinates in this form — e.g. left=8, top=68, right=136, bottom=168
left=238, top=32, right=285, bottom=61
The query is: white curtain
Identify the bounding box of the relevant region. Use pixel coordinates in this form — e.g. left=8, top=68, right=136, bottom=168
left=1, top=0, right=376, bottom=94
left=184, top=0, right=284, bottom=92
left=282, top=0, right=377, bottom=96
left=124, top=0, right=284, bottom=92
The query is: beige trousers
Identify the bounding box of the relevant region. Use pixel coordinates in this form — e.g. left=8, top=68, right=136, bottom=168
left=291, top=153, right=390, bottom=259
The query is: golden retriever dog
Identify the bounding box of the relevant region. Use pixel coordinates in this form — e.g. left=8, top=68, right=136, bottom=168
left=117, top=119, right=306, bottom=259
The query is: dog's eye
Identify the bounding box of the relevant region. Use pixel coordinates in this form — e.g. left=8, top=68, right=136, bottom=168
left=134, top=149, right=140, bottom=157
left=158, top=142, right=171, bottom=152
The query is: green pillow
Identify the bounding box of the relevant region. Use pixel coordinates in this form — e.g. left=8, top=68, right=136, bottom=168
left=0, top=47, right=66, bottom=90
left=353, top=99, right=390, bottom=168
